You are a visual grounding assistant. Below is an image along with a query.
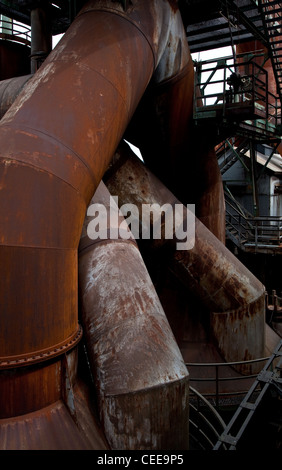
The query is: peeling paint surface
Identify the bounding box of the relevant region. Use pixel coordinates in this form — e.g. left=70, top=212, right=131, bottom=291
left=79, top=182, right=189, bottom=449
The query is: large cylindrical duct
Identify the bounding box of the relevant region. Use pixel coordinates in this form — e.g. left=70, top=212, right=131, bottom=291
left=79, top=182, right=189, bottom=449
left=0, top=74, right=32, bottom=119
left=124, top=44, right=225, bottom=242
left=0, top=0, right=192, bottom=448
left=104, top=142, right=266, bottom=372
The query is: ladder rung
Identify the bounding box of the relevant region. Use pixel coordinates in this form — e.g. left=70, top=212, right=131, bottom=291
left=241, top=401, right=256, bottom=410
left=218, top=434, right=238, bottom=446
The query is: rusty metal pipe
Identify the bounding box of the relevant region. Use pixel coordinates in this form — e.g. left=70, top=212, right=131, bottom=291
left=0, top=74, right=33, bottom=119
left=104, top=142, right=266, bottom=370
left=0, top=0, right=192, bottom=447
left=30, top=6, right=52, bottom=73
left=79, top=181, right=189, bottom=450
left=124, top=45, right=226, bottom=242
left=0, top=0, right=179, bottom=371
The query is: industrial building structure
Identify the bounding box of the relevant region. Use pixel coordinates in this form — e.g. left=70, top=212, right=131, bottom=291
left=0, top=0, right=281, bottom=450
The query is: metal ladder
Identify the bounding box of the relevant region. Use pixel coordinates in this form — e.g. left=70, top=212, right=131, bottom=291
left=213, top=339, right=282, bottom=449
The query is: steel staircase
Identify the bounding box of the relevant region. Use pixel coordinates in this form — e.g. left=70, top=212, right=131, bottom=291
left=223, top=188, right=282, bottom=252
left=217, top=137, right=250, bottom=174
left=213, top=339, right=282, bottom=450
left=258, top=0, right=282, bottom=104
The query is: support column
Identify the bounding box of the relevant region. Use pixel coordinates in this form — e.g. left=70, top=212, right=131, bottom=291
left=30, top=3, right=52, bottom=73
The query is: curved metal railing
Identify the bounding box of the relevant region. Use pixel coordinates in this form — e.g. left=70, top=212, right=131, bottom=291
left=0, top=17, right=31, bottom=46
left=186, top=355, right=271, bottom=407
left=189, top=386, right=228, bottom=450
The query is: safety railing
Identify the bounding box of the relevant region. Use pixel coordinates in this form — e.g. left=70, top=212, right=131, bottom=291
left=266, top=289, right=282, bottom=325
left=213, top=338, right=282, bottom=450
left=0, top=17, right=31, bottom=46
left=225, top=191, right=282, bottom=250
left=186, top=355, right=271, bottom=408
left=189, top=386, right=227, bottom=450
left=193, top=53, right=281, bottom=136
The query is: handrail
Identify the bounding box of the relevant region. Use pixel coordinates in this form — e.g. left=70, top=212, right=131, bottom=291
left=189, top=386, right=227, bottom=449
left=224, top=190, right=282, bottom=249
left=193, top=53, right=281, bottom=136
left=0, top=18, right=31, bottom=46
left=186, top=355, right=270, bottom=407
left=213, top=338, right=282, bottom=450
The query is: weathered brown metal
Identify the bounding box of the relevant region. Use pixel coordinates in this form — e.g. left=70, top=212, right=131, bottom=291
left=105, top=142, right=266, bottom=372
left=124, top=40, right=226, bottom=243
left=0, top=347, right=109, bottom=450
left=0, top=41, right=30, bottom=80
left=0, top=74, right=32, bottom=119
left=0, top=0, right=154, bottom=366
left=0, top=0, right=192, bottom=449
left=79, top=181, right=189, bottom=449
left=30, top=6, right=52, bottom=73
left=0, top=401, right=99, bottom=450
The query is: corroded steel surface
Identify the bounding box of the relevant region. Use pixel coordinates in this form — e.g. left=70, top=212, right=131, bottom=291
left=0, top=41, right=30, bottom=80
left=105, top=143, right=266, bottom=367
left=0, top=0, right=192, bottom=450
left=0, top=74, right=32, bottom=119
left=0, top=0, right=186, bottom=363
left=124, top=37, right=226, bottom=243
left=0, top=398, right=107, bottom=450
left=0, top=360, right=62, bottom=419
left=78, top=182, right=189, bottom=449
left=0, top=348, right=109, bottom=449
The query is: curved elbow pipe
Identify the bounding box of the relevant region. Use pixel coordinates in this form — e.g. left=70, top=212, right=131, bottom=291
left=0, top=0, right=187, bottom=367
left=124, top=45, right=225, bottom=242
left=0, top=0, right=191, bottom=445
left=104, top=143, right=266, bottom=371
left=79, top=181, right=189, bottom=450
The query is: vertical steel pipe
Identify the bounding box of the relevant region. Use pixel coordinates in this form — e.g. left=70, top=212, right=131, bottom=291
left=30, top=5, right=52, bottom=73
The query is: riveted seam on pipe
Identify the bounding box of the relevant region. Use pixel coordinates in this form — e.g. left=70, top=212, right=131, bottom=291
left=0, top=325, right=83, bottom=370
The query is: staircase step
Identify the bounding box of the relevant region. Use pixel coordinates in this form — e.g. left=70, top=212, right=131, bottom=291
left=262, top=1, right=282, bottom=9
left=264, top=10, right=282, bottom=18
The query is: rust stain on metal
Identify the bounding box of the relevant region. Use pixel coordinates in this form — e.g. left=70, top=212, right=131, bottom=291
left=0, top=0, right=195, bottom=450
left=167, top=0, right=179, bottom=12
left=105, top=143, right=266, bottom=366
left=78, top=181, right=189, bottom=449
